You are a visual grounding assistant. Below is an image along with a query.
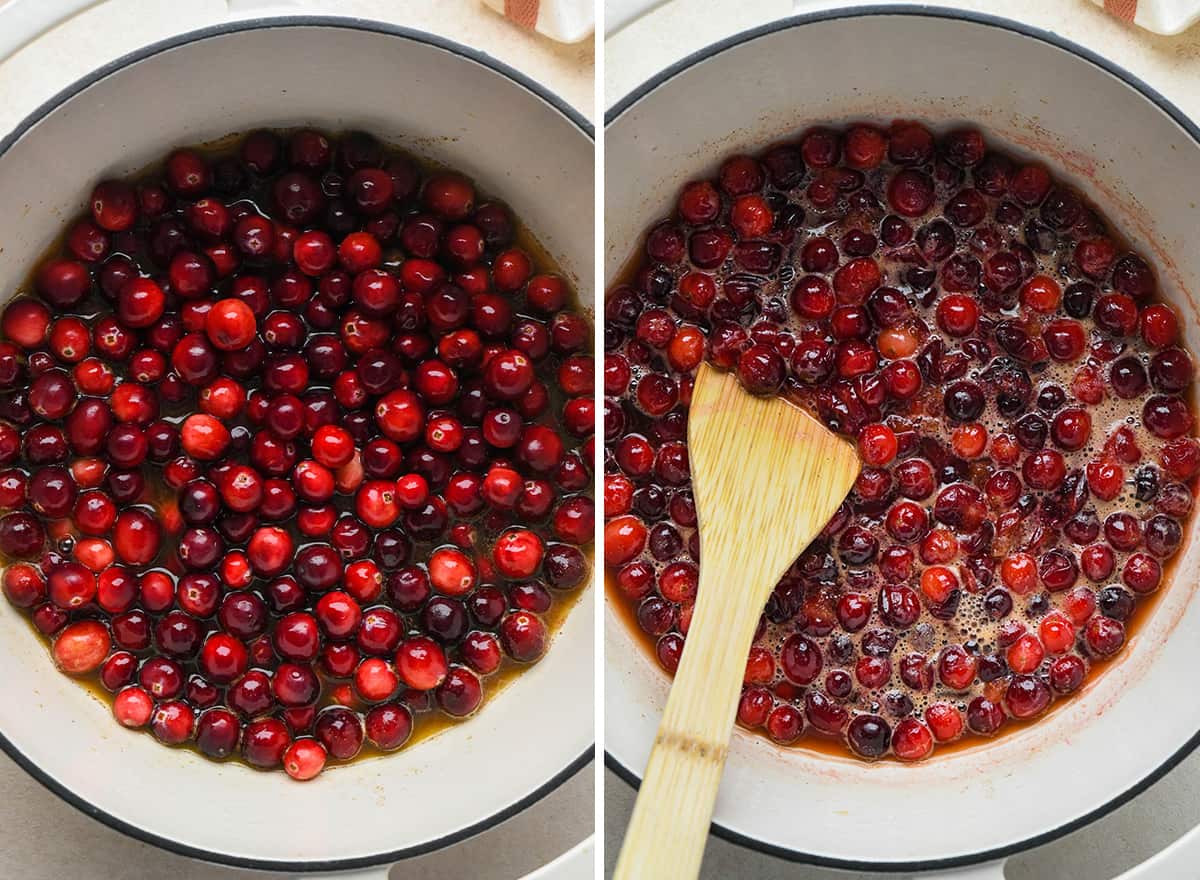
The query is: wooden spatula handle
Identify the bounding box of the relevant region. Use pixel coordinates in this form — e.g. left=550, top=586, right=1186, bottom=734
left=615, top=366, right=861, bottom=879
left=613, top=536, right=766, bottom=880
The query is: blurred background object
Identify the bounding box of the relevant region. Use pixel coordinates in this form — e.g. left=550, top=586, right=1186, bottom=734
left=1091, top=0, right=1200, bottom=33
left=480, top=0, right=594, bottom=42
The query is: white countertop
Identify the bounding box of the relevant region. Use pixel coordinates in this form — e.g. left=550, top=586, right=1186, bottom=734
left=605, top=1, right=1200, bottom=878
left=0, top=0, right=595, bottom=131
left=0, top=2, right=594, bottom=878
left=606, top=0, right=1200, bottom=121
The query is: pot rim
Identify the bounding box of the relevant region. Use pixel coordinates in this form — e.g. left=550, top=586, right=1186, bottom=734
left=604, top=4, right=1200, bottom=872
left=0, top=14, right=594, bottom=873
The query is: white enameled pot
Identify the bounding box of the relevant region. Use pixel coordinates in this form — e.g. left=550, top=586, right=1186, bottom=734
left=0, top=11, right=594, bottom=876
left=605, top=7, right=1200, bottom=874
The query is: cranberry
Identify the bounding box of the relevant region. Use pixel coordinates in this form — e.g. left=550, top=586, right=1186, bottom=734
left=499, top=610, right=547, bottom=662
left=1005, top=675, right=1051, bottom=719
left=765, top=704, right=804, bottom=744
left=736, top=345, right=785, bottom=395
left=150, top=701, right=195, bottom=745
left=1085, top=616, right=1126, bottom=656
left=312, top=706, right=363, bottom=760
left=242, top=718, right=291, bottom=769
left=1049, top=655, right=1086, bottom=694
left=52, top=620, right=110, bottom=674
left=282, top=739, right=327, bottom=781
left=847, top=714, right=891, bottom=759
left=804, top=691, right=848, bottom=734
left=965, top=697, right=1005, bottom=735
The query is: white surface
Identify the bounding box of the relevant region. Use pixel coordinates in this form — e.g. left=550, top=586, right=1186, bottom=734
left=0, top=1, right=595, bottom=878
left=605, top=0, right=670, bottom=34
left=607, top=756, right=1200, bottom=879
left=0, top=749, right=591, bottom=880
left=0, top=0, right=101, bottom=61
left=605, top=0, right=1200, bottom=877
left=0, top=0, right=595, bottom=129
left=606, top=0, right=1200, bottom=120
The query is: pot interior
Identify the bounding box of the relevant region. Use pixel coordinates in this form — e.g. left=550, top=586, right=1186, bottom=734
left=0, top=21, right=594, bottom=868
left=605, top=11, right=1200, bottom=867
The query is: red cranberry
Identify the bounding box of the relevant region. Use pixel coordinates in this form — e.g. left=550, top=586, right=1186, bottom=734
left=766, top=704, right=804, bottom=744
left=242, top=717, right=291, bottom=768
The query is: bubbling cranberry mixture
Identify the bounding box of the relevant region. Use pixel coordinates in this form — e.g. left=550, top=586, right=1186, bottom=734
left=0, top=129, right=594, bottom=780
left=604, top=121, right=1197, bottom=761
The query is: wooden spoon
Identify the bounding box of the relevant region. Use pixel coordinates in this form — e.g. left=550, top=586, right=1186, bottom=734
left=613, top=362, right=862, bottom=880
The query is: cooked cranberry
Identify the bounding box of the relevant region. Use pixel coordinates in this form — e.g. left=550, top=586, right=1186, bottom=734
left=847, top=714, right=891, bottom=758
left=804, top=690, right=848, bottom=735
left=964, top=697, right=1004, bottom=735
left=1049, top=655, right=1086, bottom=694
left=888, top=170, right=934, bottom=216
left=1143, top=515, right=1182, bottom=558
left=1004, top=675, right=1051, bottom=719
left=1085, top=616, right=1125, bottom=656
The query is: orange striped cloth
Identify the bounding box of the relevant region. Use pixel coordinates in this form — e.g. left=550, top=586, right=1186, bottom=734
left=504, top=0, right=540, bottom=29
left=1104, top=0, right=1138, bottom=21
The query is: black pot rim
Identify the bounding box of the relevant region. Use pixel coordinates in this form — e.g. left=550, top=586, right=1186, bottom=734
left=0, top=14, right=593, bottom=873
left=604, top=4, right=1200, bottom=873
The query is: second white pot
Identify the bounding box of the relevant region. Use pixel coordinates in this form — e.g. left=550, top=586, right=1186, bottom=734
left=605, top=7, right=1200, bottom=871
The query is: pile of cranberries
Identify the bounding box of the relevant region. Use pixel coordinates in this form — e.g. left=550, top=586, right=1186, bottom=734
left=604, top=120, right=1197, bottom=761
left=0, top=129, right=593, bottom=780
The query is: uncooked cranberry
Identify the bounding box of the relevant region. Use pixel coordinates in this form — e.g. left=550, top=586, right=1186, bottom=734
left=51, top=620, right=110, bottom=674
left=148, top=700, right=195, bottom=745
left=278, top=738, right=325, bottom=781
left=272, top=611, right=319, bottom=662
left=499, top=610, right=547, bottom=662
left=238, top=717, right=289, bottom=769
left=433, top=666, right=482, bottom=717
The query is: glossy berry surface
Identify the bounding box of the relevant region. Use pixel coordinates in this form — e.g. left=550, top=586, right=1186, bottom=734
left=0, top=129, right=593, bottom=779
left=605, top=121, right=1196, bottom=762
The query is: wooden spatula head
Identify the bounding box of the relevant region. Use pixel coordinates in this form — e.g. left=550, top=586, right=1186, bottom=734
left=687, top=361, right=862, bottom=597
left=615, top=364, right=860, bottom=880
